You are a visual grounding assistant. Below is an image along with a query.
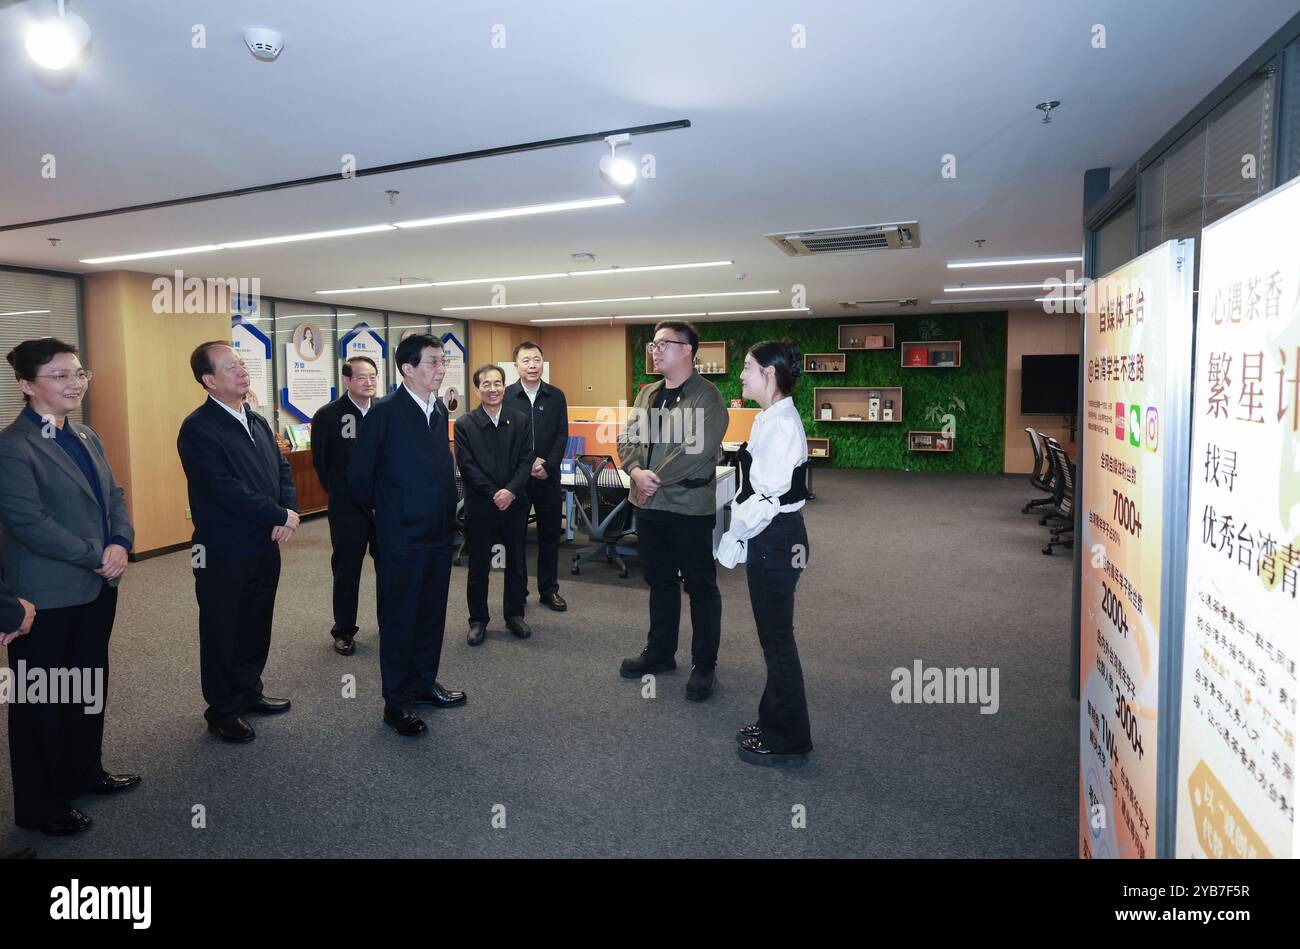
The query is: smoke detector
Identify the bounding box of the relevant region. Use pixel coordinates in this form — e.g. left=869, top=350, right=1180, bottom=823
left=243, top=27, right=284, bottom=61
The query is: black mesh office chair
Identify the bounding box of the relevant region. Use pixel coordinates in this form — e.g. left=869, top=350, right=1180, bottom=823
left=1041, top=436, right=1075, bottom=555
left=570, top=454, right=637, bottom=578
left=452, top=467, right=467, bottom=566
left=1022, top=427, right=1057, bottom=513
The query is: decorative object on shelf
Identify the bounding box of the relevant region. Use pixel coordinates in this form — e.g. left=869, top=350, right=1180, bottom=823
left=730, top=399, right=743, bottom=408
left=882, top=399, right=895, bottom=422
left=820, top=402, right=833, bottom=421
left=866, top=335, right=886, bottom=349
left=809, top=358, right=817, bottom=370
left=868, top=390, right=881, bottom=422
left=904, top=346, right=929, bottom=366
left=930, top=349, right=957, bottom=367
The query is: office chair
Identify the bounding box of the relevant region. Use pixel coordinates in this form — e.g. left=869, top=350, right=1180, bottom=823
left=1022, top=427, right=1057, bottom=513
left=570, top=454, right=637, bottom=578
left=452, top=467, right=467, bottom=566
left=1041, top=436, right=1075, bottom=555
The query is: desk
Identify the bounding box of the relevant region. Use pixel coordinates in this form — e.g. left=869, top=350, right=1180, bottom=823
left=561, top=466, right=736, bottom=551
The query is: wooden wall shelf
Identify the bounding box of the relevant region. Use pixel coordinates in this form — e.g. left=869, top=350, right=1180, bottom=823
left=647, top=339, right=728, bottom=375
left=901, top=340, right=961, bottom=368
left=838, top=323, right=895, bottom=350
left=806, top=437, right=831, bottom=459
left=908, top=431, right=955, bottom=452
left=804, top=353, right=846, bottom=373
left=813, top=386, right=903, bottom=423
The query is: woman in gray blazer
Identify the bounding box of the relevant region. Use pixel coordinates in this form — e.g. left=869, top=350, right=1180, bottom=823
left=0, top=338, right=140, bottom=836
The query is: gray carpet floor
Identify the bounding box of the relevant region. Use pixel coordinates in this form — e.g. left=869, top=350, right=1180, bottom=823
left=0, top=469, right=1078, bottom=858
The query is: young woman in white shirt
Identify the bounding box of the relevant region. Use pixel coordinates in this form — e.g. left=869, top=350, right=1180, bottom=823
left=717, top=339, right=813, bottom=765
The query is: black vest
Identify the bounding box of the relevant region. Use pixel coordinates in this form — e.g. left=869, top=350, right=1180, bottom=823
left=734, top=441, right=810, bottom=505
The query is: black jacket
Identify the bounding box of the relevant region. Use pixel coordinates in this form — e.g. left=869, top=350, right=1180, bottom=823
left=177, top=398, right=297, bottom=553
left=347, top=387, right=457, bottom=550
left=503, top=379, right=569, bottom=479
left=0, top=575, right=23, bottom=632
left=453, top=406, right=533, bottom=518
left=311, top=394, right=370, bottom=502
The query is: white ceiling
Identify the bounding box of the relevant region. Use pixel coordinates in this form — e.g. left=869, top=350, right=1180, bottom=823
left=1, top=0, right=1296, bottom=324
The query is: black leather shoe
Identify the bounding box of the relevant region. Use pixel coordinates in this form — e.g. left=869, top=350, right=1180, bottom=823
left=89, top=772, right=141, bottom=795
left=506, top=615, right=531, bottom=638
left=737, top=723, right=763, bottom=743
left=2, top=848, right=36, bottom=859
left=19, top=808, right=93, bottom=837
left=685, top=663, right=716, bottom=702
left=207, top=716, right=255, bottom=743
left=383, top=704, right=427, bottom=737
left=413, top=682, right=467, bottom=708
left=737, top=737, right=811, bottom=766
left=540, top=592, right=567, bottom=612
left=333, top=636, right=355, bottom=656
left=245, top=696, right=291, bottom=715
left=619, top=648, right=676, bottom=678
left=467, top=621, right=486, bottom=646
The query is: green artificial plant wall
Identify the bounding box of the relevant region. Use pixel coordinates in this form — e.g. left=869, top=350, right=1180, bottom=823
left=628, top=312, right=1007, bottom=473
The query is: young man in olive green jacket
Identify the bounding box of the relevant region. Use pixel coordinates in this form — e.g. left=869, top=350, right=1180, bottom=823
left=617, top=321, right=729, bottom=700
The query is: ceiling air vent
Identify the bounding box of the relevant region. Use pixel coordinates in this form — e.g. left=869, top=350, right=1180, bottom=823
left=766, top=222, right=920, bottom=257
left=840, top=298, right=918, bottom=309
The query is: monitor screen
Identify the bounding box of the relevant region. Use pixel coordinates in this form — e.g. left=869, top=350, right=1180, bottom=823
left=1021, top=354, right=1079, bottom=415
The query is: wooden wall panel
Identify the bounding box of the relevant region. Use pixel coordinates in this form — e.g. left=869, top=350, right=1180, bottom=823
left=1004, top=307, right=1081, bottom=474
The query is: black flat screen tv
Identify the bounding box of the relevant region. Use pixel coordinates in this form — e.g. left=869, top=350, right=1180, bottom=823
left=1021, top=354, right=1079, bottom=415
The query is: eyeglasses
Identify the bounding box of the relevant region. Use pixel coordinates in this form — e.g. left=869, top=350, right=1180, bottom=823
left=649, top=340, right=691, bottom=353
left=36, top=370, right=93, bottom=385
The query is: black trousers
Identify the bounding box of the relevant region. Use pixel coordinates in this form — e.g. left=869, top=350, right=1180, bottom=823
left=377, top=543, right=452, bottom=708
left=637, top=514, right=721, bottom=665
left=7, top=584, right=118, bottom=826
left=745, top=512, right=812, bottom=753
left=466, top=503, right=528, bottom=625
left=524, top=477, right=563, bottom=598
left=326, top=494, right=379, bottom=636
left=194, top=543, right=280, bottom=724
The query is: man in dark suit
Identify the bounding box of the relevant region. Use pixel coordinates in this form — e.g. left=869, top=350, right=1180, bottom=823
left=177, top=341, right=299, bottom=743
left=311, top=355, right=380, bottom=656
left=348, top=334, right=466, bottom=737
left=456, top=364, right=534, bottom=646
left=503, top=341, right=569, bottom=612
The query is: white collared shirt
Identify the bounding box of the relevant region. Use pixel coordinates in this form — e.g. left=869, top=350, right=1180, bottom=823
left=484, top=406, right=502, bottom=428
left=347, top=393, right=371, bottom=417
left=717, top=396, right=807, bottom=567
left=521, top=381, right=541, bottom=404
left=404, top=385, right=439, bottom=422
left=209, top=395, right=253, bottom=441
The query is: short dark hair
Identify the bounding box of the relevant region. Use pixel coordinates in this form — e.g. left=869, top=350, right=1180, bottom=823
left=748, top=338, right=802, bottom=395
left=6, top=337, right=78, bottom=404
left=512, top=340, right=543, bottom=360
left=473, top=364, right=505, bottom=388
left=342, top=355, right=378, bottom=377
left=394, top=333, right=441, bottom=376
left=653, top=320, right=699, bottom=357
left=190, top=340, right=232, bottom=388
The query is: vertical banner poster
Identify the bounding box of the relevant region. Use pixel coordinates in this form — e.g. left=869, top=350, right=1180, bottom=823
left=1176, top=176, right=1300, bottom=859
left=231, top=317, right=271, bottom=417
left=282, top=321, right=335, bottom=425
left=1079, top=239, right=1195, bottom=858
left=341, top=322, right=386, bottom=387
left=441, top=331, right=467, bottom=417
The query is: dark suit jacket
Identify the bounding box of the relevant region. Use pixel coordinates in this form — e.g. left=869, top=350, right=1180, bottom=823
left=347, top=387, right=457, bottom=550
left=0, top=575, right=24, bottom=632
left=177, top=397, right=297, bottom=553
left=0, top=413, right=134, bottom=609
left=454, top=406, right=533, bottom=519
left=311, top=394, right=370, bottom=503
left=503, top=379, right=569, bottom=479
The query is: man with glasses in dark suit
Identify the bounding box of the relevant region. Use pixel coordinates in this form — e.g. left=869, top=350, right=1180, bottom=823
left=349, top=334, right=466, bottom=737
